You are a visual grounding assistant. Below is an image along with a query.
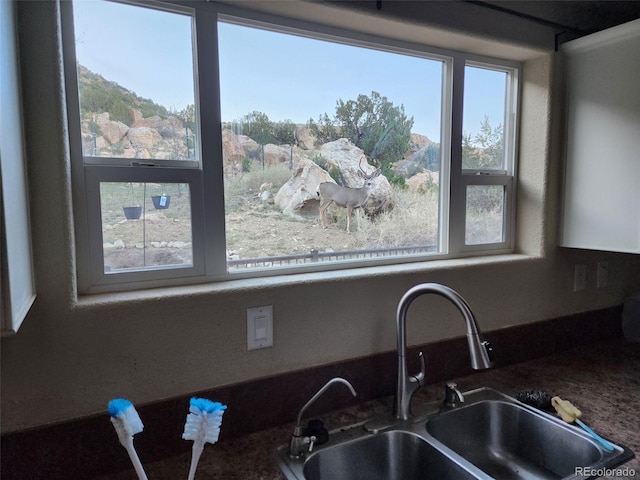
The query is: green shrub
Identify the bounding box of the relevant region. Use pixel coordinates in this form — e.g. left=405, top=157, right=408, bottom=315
left=329, top=166, right=341, bottom=183
left=242, top=156, right=252, bottom=173
left=383, top=168, right=407, bottom=189
left=311, top=152, right=328, bottom=170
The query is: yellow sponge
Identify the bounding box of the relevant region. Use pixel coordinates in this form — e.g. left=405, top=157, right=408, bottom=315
left=551, top=396, right=582, bottom=423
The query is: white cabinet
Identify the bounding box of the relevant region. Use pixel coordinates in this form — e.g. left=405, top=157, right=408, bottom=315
left=1, top=0, right=36, bottom=335
left=560, top=19, right=640, bottom=253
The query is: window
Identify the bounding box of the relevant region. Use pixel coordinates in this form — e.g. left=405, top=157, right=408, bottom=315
left=62, top=1, right=519, bottom=292
left=458, top=64, right=517, bottom=251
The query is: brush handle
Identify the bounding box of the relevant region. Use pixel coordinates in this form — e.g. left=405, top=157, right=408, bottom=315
left=187, top=441, right=204, bottom=480
left=575, top=419, right=615, bottom=452
left=125, top=442, right=149, bottom=480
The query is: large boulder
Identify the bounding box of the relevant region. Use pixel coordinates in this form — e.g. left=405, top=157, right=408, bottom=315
left=294, top=125, right=317, bottom=150
left=101, top=121, right=129, bottom=145
left=134, top=115, right=184, bottom=138
left=263, top=144, right=297, bottom=167
left=130, top=108, right=144, bottom=126
left=318, top=138, right=393, bottom=215
left=274, top=159, right=333, bottom=216
left=93, top=112, right=129, bottom=145
left=237, top=134, right=260, bottom=158
left=221, top=128, right=246, bottom=174
left=126, top=127, right=162, bottom=150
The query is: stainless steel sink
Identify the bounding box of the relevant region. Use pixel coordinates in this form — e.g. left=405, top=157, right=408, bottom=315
left=303, top=430, right=479, bottom=480
left=273, top=388, right=634, bottom=480
left=427, top=400, right=603, bottom=479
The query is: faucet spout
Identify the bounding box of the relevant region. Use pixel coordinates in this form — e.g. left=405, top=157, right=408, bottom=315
left=289, top=377, right=357, bottom=457
left=394, top=283, right=493, bottom=420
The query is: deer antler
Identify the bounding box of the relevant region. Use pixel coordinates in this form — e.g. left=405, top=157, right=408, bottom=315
left=358, top=157, right=367, bottom=175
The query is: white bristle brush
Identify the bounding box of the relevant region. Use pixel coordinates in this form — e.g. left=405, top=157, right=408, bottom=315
left=182, top=397, right=227, bottom=480
left=108, top=398, right=149, bottom=480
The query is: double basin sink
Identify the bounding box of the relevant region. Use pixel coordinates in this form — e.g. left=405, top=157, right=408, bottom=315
left=274, top=387, right=634, bottom=480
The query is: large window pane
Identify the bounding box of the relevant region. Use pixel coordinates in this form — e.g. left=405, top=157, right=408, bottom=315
left=462, top=65, right=506, bottom=170
left=218, top=20, right=443, bottom=270
left=73, top=1, right=197, bottom=161
left=100, top=182, right=192, bottom=272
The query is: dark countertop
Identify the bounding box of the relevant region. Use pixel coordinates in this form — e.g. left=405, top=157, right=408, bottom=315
left=96, top=339, right=639, bottom=480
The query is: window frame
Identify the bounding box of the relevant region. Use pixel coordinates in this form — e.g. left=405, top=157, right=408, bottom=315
left=451, top=59, right=519, bottom=254
left=61, top=0, right=520, bottom=294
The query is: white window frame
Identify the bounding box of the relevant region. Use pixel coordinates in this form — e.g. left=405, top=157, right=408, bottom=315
left=61, top=0, right=519, bottom=294
left=453, top=61, right=519, bottom=254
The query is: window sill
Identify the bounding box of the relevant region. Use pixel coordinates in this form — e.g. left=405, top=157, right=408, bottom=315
left=73, top=253, right=539, bottom=309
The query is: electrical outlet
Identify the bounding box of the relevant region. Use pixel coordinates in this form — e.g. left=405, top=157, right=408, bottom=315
left=597, top=261, right=609, bottom=288
left=247, top=306, right=273, bottom=350
left=574, top=264, right=586, bottom=292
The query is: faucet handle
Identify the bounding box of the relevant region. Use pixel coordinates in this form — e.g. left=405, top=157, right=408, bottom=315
left=411, top=351, right=426, bottom=387
left=482, top=341, right=494, bottom=363
left=308, top=435, right=317, bottom=453
left=444, top=382, right=464, bottom=407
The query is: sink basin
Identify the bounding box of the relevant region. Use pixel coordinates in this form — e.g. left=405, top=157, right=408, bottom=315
left=303, top=430, right=478, bottom=480
left=427, top=399, right=624, bottom=480
left=273, top=388, right=634, bottom=480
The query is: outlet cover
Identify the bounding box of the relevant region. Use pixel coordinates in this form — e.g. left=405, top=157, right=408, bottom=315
left=247, top=306, right=273, bottom=350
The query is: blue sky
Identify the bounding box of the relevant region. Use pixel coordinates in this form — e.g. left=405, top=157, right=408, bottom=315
left=73, top=1, right=505, bottom=142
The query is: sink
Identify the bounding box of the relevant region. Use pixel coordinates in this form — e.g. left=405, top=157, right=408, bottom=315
left=273, top=388, right=634, bottom=480
left=303, top=430, right=478, bottom=480
left=427, top=400, right=602, bottom=479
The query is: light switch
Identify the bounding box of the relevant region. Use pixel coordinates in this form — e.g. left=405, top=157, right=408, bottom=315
left=255, top=316, right=267, bottom=340
left=247, top=306, right=273, bottom=350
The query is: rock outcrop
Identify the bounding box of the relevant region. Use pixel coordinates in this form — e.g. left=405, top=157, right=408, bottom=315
left=273, top=139, right=394, bottom=218
left=94, top=112, right=129, bottom=144
left=274, top=159, right=333, bottom=217
left=82, top=110, right=194, bottom=160
left=294, top=125, right=317, bottom=150
left=127, top=127, right=163, bottom=150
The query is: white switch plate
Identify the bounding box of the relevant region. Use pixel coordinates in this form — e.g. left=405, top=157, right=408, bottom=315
left=247, top=305, right=273, bottom=350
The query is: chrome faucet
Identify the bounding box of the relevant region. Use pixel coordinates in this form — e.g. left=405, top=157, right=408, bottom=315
left=443, top=382, right=465, bottom=409
left=395, top=283, right=493, bottom=421
left=289, top=377, right=357, bottom=458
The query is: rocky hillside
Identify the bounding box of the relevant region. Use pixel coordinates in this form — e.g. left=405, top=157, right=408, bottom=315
left=78, top=66, right=440, bottom=183
left=78, top=65, right=194, bottom=160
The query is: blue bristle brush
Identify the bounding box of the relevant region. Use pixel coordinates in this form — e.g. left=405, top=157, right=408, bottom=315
left=108, top=398, right=149, bottom=480
left=182, top=397, right=227, bottom=480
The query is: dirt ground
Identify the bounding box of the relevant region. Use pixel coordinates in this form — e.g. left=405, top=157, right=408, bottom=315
left=102, top=193, right=359, bottom=270
left=225, top=194, right=361, bottom=259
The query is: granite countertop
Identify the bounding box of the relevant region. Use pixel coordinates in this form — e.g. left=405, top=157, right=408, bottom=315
left=96, top=339, right=639, bottom=480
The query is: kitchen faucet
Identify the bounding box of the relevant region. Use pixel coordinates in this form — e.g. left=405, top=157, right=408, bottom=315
left=395, top=283, right=493, bottom=420
left=289, top=377, right=357, bottom=458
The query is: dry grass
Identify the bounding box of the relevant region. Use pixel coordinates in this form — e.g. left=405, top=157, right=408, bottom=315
left=353, top=187, right=439, bottom=248
left=224, top=162, right=291, bottom=204
left=465, top=205, right=504, bottom=244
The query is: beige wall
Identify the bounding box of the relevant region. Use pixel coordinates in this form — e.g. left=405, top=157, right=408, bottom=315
left=2, top=1, right=639, bottom=434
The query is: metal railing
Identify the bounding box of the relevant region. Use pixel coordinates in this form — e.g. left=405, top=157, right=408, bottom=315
left=227, top=244, right=438, bottom=270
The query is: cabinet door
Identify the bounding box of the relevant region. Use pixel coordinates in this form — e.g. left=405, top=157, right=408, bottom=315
left=1, top=0, right=36, bottom=335
left=560, top=19, right=640, bottom=253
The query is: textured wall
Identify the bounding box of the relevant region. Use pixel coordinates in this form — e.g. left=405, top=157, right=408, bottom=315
left=2, top=1, right=639, bottom=434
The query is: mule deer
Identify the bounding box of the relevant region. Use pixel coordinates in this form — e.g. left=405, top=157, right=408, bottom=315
left=317, top=159, right=382, bottom=233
